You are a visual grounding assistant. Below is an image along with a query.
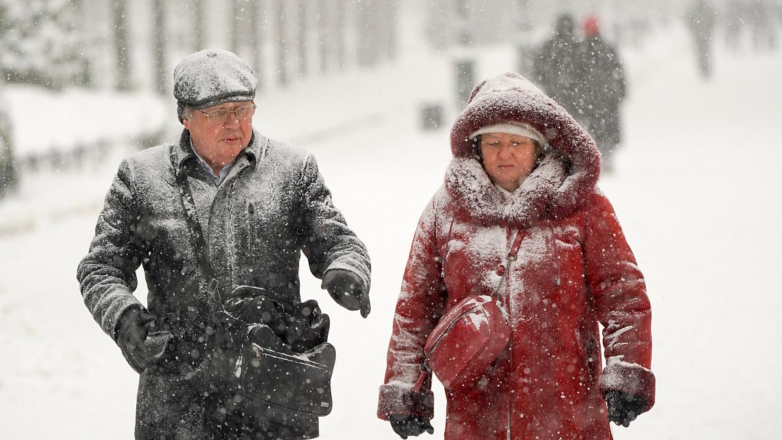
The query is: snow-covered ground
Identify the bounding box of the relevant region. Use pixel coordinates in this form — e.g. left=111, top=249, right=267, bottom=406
left=1, top=18, right=782, bottom=440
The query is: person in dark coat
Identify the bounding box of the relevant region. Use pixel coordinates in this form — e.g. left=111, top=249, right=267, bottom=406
left=687, top=0, right=717, bottom=77
left=377, top=72, right=654, bottom=439
left=77, top=49, right=371, bottom=440
left=578, top=16, right=627, bottom=174
left=533, top=13, right=584, bottom=118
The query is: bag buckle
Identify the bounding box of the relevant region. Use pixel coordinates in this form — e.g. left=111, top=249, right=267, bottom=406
left=208, top=278, right=221, bottom=303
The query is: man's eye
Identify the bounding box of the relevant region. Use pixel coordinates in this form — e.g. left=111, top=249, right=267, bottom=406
left=213, top=110, right=228, bottom=117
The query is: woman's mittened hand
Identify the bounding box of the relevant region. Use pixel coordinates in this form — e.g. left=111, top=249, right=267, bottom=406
left=605, top=390, right=646, bottom=427
left=389, top=414, right=434, bottom=439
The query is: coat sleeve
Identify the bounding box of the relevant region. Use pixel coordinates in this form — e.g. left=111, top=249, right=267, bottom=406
left=583, top=190, right=655, bottom=412
left=297, top=154, right=371, bottom=291
left=377, top=198, right=446, bottom=420
left=76, top=159, right=146, bottom=341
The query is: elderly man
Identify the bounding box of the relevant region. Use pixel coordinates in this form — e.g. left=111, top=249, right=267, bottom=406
left=77, top=49, right=371, bottom=439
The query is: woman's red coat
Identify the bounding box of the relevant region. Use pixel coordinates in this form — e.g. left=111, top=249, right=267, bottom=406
left=378, top=73, right=654, bottom=440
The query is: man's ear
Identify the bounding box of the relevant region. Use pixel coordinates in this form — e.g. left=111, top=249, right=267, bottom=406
left=182, top=114, right=191, bottom=130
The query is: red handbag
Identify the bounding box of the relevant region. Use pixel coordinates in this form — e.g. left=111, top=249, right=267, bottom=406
left=418, top=295, right=510, bottom=391
left=410, top=228, right=522, bottom=392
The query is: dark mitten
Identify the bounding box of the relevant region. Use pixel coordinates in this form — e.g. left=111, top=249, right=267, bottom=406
left=322, top=269, right=371, bottom=318
left=117, top=307, right=156, bottom=373
left=605, top=390, right=646, bottom=427
left=389, top=414, right=434, bottom=439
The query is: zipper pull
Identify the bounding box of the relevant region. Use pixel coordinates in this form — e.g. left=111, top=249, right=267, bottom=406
left=412, top=368, right=428, bottom=393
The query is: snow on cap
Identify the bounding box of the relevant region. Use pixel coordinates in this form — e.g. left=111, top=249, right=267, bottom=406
left=174, top=49, right=257, bottom=123
left=469, top=122, right=546, bottom=145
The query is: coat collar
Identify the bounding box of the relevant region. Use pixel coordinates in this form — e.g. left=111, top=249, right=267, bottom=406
left=445, top=154, right=570, bottom=228
left=172, top=128, right=268, bottom=179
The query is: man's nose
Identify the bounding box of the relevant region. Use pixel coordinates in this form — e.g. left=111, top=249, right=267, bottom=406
left=223, top=111, right=241, bottom=127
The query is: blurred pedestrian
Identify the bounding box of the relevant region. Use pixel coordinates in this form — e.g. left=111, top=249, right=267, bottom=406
left=77, top=49, right=371, bottom=439
left=686, top=0, right=717, bottom=78
left=533, top=13, right=584, bottom=117
left=578, top=15, right=627, bottom=174
left=377, top=72, right=655, bottom=439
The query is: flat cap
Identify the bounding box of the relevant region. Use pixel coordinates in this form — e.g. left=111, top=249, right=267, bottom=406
left=173, top=49, right=257, bottom=122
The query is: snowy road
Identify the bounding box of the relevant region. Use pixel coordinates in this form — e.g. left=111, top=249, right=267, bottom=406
left=2, top=22, right=781, bottom=440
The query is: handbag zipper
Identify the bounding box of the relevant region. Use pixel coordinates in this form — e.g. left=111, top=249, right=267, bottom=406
left=425, top=306, right=482, bottom=361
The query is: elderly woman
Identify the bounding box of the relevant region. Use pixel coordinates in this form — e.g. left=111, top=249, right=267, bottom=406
left=377, top=73, right=655, bottom=439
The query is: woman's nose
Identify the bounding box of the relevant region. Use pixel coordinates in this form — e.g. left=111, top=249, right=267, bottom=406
left=498, top=144, right=512, bottom=158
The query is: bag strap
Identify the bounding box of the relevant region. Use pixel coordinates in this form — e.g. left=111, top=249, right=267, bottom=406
left=170, top=148, right=223, bottom=309
left=417, top=209, right=525, bottom=392
left=492, top=229, right=524, bottom=296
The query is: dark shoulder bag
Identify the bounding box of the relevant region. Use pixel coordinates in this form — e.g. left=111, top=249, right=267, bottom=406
left=175, top=158, right=336, bottom=424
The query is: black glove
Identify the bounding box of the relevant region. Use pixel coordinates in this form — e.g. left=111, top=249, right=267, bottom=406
left=226, top=287, right=330, bottom=353
left=117, top=307, right=156, bottom=373
left=322, top=269, right=371, bottom=318
left=224, top=292, right=285, bottom=325
left=605, top=390, right=646, bottom=427
left=280, top=299, right=331, bottom=352
left=389, top=414, right=434, bottom=439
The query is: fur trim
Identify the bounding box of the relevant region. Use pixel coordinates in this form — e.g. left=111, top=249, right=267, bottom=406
left=449, top=72, right=600, bottom=220
left=377, top=384, right=435, bottom=420
left=445, top=154, right=569, bottom=228
left=600, top=360, right=656, bottom=413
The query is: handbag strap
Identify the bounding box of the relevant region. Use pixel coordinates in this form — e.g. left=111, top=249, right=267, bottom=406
left=492, top=229, right=525, bottom=296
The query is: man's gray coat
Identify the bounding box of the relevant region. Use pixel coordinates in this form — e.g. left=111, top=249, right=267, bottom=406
left=77, top=129, right=371, bottom=439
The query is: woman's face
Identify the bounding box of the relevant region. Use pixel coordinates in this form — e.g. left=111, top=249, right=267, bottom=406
left=480, top=133, right=538, bottom=192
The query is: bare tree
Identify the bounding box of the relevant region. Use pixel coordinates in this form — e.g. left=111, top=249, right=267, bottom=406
left=383, top=0, right=399, bottom=60
left=276, top=0, right=288, bottom=85
left=317, top=0, right=329, bottom=74
left=111, top=0, right=132, bottom=90
left=335, top=0, right=346, bottom=70
left=356, top=0, right=379, bottom=67
left=231, top=0, right=243, bottom=55
left=297, top=0, right=307, bottom=77
left=152, top=0, right=167, bottom=95
left=193, top=0, right=205, bottom=51
left=249, top=0, right=263, bottom=90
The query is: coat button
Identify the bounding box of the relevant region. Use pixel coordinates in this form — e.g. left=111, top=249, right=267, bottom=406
left=497, top=266, right=505, bottom=276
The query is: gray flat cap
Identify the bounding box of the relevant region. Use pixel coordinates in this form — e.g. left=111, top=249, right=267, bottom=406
left=173, top=49, right=257, bottom=122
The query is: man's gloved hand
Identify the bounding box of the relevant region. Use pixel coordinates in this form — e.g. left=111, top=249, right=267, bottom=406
left=117, top=307, right=156, bottom=373
left=321, top=269, right=370, bottom=318
left=388, top=414, right=434, bottom=439
left=224, top=293, right=284, bottom=325
left=280, top=299, right=331, bottom=352
left=605, top=390, right=646, bottom=427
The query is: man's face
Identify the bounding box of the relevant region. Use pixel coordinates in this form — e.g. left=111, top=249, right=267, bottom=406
left=183, top=101, right=255, bottom=171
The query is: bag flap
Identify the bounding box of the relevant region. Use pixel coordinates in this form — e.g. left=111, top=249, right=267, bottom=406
left=425, top=295, right=493, bottom=353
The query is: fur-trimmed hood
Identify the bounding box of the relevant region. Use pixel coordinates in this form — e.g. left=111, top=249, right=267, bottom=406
left=447, top=72, right=601, bottom=227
